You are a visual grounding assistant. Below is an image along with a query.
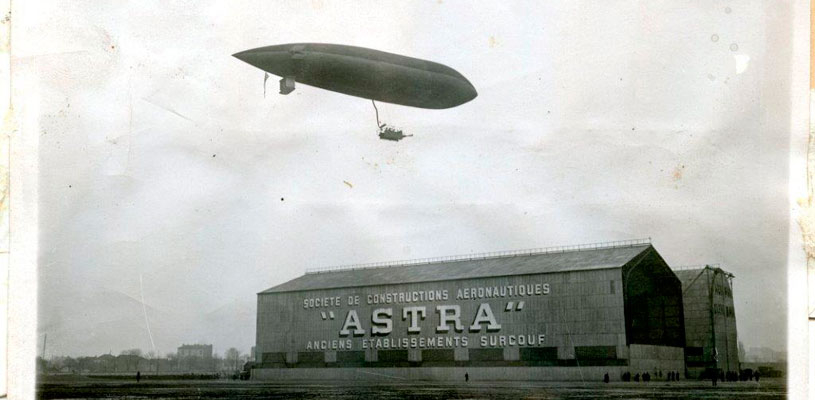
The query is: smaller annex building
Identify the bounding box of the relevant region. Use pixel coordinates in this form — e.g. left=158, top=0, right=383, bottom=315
left=254, top=239, right=686, bottom=381
left=673, top=266, right=739, bottom=378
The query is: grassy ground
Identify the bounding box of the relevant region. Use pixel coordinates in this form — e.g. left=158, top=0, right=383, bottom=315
left=37, top=376, right=786, bottom=400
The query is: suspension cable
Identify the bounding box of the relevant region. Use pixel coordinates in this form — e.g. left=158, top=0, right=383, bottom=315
left=372, top=100, right=382, bottom=128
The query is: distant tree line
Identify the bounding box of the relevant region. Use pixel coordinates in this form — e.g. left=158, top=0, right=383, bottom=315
left=37, top=347, right=250, bottom=375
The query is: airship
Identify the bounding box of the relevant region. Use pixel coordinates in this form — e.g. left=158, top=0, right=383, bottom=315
left=232, top=43, right=477, bottom=110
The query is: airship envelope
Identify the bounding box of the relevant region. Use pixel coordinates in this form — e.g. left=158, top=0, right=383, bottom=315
left=233, top=43, right=477, bottom=109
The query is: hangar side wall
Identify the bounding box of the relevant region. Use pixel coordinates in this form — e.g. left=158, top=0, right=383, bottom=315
left=256, top=268, right=629, bottom=369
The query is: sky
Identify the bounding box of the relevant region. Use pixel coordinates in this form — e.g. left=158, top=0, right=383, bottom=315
left=14, top=1, right=795, bottom=357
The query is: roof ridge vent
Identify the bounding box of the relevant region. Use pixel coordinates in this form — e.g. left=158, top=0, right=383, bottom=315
left=305, top=238, right=651, bottom=275
left=672, top=263, right=721, bottom=271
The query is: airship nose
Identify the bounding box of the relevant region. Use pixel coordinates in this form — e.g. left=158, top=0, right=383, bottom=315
left=232, top=48, right=267, bottom=68
left=463, top=82, right=478, bottom=103
left=232, top=46, right=294, bottom=76
left=232, top=49, right=253, bottom=62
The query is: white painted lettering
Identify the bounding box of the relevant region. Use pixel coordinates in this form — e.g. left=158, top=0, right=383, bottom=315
left=371, top=308, right=393, bottom=335
left=339, top=310, right=365, bottom=336
left=403, top=306, right=427, bottom=333
left=435, top=305, right=464, bottom=333
left=469, top=303, right=501, bottom=332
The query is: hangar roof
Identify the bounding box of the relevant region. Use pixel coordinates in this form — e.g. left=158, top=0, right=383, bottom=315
left=260, top=242, right=653, bottom=294
left=672, top=265, right=733, bottom=279
left=672, top=265, right=734, bottom=290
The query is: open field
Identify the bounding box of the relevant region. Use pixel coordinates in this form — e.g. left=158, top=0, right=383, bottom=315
left=37, top=376, right=785, bottom=399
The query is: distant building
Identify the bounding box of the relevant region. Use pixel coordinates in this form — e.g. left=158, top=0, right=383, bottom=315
left=178, top=344, right=212, bottom=358
left=745, top=346, right=786, bottom=363
left=741, top=346, right=786, bottom=378
left=177, top=344, right=214, bottom=371
left=673, top=266, right=739, bottom=378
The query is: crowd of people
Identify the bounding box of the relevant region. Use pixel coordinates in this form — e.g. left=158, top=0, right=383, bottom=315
left=711, top=369, right=760, bottom=386
left=616, top=370, right=680, bottom=382
left=606, top=369, right=761, bottom=385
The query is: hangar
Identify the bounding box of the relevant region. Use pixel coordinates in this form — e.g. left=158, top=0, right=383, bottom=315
left=253, top=239, right=687, bottom=381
